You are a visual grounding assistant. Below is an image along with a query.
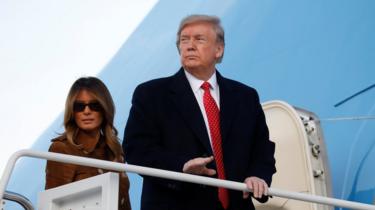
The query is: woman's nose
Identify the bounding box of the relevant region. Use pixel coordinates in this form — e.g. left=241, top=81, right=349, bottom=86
left=83, top=105, right=91, bottom=114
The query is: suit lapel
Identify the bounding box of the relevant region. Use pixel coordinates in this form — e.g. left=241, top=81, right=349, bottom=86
left=169, top=69, right=213, bottom=154
left=217, top=71, right=238, bottom=144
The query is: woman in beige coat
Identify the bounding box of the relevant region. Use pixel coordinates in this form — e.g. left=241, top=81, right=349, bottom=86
left=45, top=76, right=131, bottom=210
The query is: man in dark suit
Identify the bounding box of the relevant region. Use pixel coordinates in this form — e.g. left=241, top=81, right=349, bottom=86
left=123, top=14, right=276, bottom=210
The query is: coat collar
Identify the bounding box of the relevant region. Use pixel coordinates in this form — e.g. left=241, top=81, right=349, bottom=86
left=169, top=68, right=239, bottom=152
left=217, top=72, right=238, bottom=145
left=169, top=68, right=212, bottom=154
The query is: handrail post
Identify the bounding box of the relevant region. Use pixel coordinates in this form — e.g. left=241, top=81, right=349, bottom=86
left=0, top=150, right=24, bottom=210
left=0, top=150, right=23, bottom=200
left=3, top=191, right=34, bottom=210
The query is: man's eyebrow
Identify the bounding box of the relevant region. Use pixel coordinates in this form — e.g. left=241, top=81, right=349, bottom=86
left=195, top=34, right=205, bottom=37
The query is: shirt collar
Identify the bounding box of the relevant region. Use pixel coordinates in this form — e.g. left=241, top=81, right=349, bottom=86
left=184, top=69, right=218, bottom=93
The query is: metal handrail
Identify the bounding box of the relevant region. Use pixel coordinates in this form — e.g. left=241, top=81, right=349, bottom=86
left=3, top=191, right=34, bottom=210
left=1, top=149, right=375, bottom=210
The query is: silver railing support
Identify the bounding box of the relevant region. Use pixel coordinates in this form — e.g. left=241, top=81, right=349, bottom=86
left=3, top=191, right=34, bottom=210
left=1, top=149, right=375, bottom=210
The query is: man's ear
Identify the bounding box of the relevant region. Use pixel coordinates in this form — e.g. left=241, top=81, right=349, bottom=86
left=215, top=44, right=224, bottom=59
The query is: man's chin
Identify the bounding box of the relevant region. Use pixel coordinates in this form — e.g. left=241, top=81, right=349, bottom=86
left=183, top=62, right=201, bottom=70
left=183, top=66, right=200, bottom=72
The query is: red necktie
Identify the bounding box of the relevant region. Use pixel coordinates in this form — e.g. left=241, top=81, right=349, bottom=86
left=201, top=81, right=229, bottom=209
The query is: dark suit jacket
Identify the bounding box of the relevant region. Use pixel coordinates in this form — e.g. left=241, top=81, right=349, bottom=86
left=123, top=69, right=276, bottom=210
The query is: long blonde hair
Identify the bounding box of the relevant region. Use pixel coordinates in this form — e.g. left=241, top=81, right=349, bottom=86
left=58, top=76, right=123, bottom=161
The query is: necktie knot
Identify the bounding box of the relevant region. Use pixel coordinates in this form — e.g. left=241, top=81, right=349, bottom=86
left=201, top=81, right=211, bottom=91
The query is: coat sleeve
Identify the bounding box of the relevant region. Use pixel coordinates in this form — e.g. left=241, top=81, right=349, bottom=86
left=45, top=141, right=77, bottom=189
left=246, top=90, right=277, bottom=203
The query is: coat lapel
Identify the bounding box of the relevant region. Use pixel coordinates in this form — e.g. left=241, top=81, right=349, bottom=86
left=217, top=71, right=238, bottom=144
left=169, top=69, right=213, bottom=154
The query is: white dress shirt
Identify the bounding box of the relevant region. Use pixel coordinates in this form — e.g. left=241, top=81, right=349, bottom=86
left=184, top=70, right=220, bottom=147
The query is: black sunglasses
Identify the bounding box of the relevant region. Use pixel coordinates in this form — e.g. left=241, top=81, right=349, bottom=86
left=73, top=101, right=102, bottom=112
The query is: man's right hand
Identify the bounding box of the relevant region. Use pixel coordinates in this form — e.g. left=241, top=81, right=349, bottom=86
left=182, top=156, right=216, bottom=176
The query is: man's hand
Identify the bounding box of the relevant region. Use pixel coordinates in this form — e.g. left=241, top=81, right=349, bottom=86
left=183, top=156, right=216, bottom=176
left=243, top=176, right=268, bottom=199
